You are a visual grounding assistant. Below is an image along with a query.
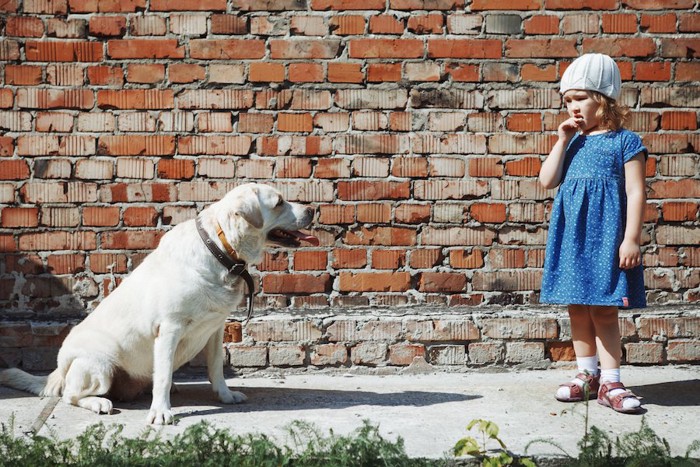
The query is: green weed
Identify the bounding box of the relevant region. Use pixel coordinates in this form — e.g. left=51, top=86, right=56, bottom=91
left=453, top=419, right=536, bottom=467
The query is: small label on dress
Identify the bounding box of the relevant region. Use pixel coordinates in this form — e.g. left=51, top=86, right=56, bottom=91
left=622, top=297, right=629, bottom=307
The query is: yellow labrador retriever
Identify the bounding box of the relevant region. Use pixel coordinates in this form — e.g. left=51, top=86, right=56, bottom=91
left=0, top=183, right=318, bottom=424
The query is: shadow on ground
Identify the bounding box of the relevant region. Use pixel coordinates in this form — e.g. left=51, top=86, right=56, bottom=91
left=632, top=379, right=700, bottom=407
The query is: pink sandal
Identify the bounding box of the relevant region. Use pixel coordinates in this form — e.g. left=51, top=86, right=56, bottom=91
left=555, top=372, right=600, bottom=402
left=597, top=381, right=643, bottom=414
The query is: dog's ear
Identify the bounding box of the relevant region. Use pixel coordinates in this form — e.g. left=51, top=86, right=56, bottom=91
left=233, top=188, right=264, bottom=229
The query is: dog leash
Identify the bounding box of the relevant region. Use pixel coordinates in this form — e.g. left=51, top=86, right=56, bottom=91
left=195, top=216, right=255, bottom=322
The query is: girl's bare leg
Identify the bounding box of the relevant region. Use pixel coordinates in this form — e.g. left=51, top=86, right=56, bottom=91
left=568, top=304, right=597, bottom=358
left=589, top=305, right=621, bottom=369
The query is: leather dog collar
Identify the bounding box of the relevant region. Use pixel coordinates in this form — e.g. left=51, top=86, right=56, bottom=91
left=195, top=216, right=255, bottom=321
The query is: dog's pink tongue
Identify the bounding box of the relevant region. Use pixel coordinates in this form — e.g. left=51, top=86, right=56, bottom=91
left=292, top=230, right=320, bottom=246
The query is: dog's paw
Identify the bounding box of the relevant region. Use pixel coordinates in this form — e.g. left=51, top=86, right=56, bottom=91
left=219, top=389, right=247, bottom=404
left=78, top=396, right=113, bottom=414
left=147, top=407, right=174, bottom=425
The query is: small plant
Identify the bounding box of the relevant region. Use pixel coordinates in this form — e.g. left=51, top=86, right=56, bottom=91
left=453, top=419, right=535, bottom=467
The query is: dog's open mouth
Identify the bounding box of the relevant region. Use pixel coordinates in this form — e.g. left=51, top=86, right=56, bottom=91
left=268, top=229, right=320, bottom=247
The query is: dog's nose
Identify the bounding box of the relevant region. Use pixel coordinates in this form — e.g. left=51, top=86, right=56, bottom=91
left=305, top=206, right=314, bottom=217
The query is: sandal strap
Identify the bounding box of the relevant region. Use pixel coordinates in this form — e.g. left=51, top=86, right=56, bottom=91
left=600, top=381, right=641, bottom=405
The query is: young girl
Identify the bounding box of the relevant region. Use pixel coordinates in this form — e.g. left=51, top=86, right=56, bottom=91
left=539, top=54, right=647, bottom=414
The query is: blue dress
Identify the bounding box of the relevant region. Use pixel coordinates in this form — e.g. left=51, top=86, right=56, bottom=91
left=540, top=129, right=647, bottom=309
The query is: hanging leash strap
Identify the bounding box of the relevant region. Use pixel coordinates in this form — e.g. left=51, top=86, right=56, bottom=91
left=196, top=216, right=255, bottom=321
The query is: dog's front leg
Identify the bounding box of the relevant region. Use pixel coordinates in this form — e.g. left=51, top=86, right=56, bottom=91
left=206, top=326, right=247, bottom=404
left=147, top=323, right=181, bottom=425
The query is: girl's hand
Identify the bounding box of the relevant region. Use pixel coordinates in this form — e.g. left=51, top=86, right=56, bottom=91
left=558, top=116, right=584, bottom=140
left=619, top=238, right=642, bottom=269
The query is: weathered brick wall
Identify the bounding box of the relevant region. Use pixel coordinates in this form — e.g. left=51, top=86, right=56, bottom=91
left=1, top=0, right=699, bottom=370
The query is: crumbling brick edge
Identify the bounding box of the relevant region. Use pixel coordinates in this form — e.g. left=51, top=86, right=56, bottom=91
left=2, top=306, right=698, bottom=372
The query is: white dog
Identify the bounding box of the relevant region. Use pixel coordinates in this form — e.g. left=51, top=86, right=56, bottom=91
left=0, top=183, right=318, bottom=424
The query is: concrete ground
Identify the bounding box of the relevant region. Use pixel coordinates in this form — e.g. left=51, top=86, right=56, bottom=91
left=1, top=365, right=698, bottom=461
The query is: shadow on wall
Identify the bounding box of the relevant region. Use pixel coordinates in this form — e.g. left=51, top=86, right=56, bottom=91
left=0, top=252, right=90, bottom=371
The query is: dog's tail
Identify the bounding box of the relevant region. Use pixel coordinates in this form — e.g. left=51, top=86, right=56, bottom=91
left=0, top=368, right=64, bottom=397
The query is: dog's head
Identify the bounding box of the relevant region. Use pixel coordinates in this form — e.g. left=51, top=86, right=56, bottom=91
left=213, top=183, right=318, bottom=264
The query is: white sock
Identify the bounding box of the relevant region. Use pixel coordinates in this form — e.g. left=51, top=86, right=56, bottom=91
left=600, top=368, right=640, bottom=410
left=556, top=356, right=599, bottom=399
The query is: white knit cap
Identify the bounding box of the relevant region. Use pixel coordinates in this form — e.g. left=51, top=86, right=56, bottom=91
left=560, top=53, right=621, bottom=100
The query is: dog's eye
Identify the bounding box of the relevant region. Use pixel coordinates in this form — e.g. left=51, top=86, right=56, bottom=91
left=275, top=198, right=284, bottom=208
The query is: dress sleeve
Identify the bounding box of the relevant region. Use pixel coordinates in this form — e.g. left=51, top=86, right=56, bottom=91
left=622, top=130, right=648, bottom=163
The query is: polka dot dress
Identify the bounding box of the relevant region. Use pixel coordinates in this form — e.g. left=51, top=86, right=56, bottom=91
left=541, top=129, right=647, bottom=309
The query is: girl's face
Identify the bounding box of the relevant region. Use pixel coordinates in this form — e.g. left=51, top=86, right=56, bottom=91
left=563, top=90, right=601, bottom=133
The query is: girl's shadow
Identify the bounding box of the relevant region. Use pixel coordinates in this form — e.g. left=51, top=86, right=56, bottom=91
left=632, top=379, right=700, bottom=407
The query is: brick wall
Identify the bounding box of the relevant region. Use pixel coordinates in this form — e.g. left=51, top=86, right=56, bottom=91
left=1, top=0, right=699, bottom=370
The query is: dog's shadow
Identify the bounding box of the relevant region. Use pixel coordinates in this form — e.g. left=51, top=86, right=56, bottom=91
left=631, top=379, right=700, bottom=407
left=118, top=381, right=480, bottom=419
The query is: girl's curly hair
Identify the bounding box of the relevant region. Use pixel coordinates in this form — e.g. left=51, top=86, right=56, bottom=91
left=589, top=91, right=630, bottom=131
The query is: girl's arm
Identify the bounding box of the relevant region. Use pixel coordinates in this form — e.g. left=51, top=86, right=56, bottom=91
left=619, top=152, right=647, bottom=269
left=539, top=117, right=582, bottom=189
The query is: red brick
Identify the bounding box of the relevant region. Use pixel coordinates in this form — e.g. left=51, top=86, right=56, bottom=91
left=88, top=66, right=124, bottom=86
left=98, top=135, right=175, bottom=156
left=97, top=90, right=174, bottom=109
left=329, top=15, right=365, bottom=35
left=127, top=64, right=165, bottom=84
left=338, top=181, right=410, bottom=200
left=470, top=203, right=507, bottom=223
left=1, top=207, right=39, bottom=227
left=367, top=63, right=402, bottom=82
left=469, top=158, right=503, bottom=177
left=5, top=16, right=44, bottom=37
left=676, top=62, right=700, bottom=81
left=344, top=225, right=416, bottom=246
left=660, top=111, right=697, bottom=130
left=157, top=159, right=195, bottom=179
left=545, top=0, right=616, bottom=9
left=249, top=62, right=285, bottom=82
left=263, top=273, right=330, bottom=294
left=83, top=206, right=120, bottom=226
left=271, top=39, right=341, bottom=59
left=521, top=63, right=557, bottom=82
left=108, top=39, right=185, bottom=59
left=0, top=89, right=13, bottom=108
left=331, top=248, right=367, bottom=269
left=150, top=0, right=226, bottom=10
left=5, top=65, right=42, bottom=85
left=407, top=14, right=444, bottom=34
left=36, top=112, right=74, bottom=132
left=506, top=39, right=578, bottom=58
left=312, top=0, right=385, bottom=9
left=289, top=63, right=324, bottom=83
left=602, top=13, right=638, bottom=33
left=624, top=0, right=694, bottom=9
left=89, top=15, right=126, bottom=36
left=123, top=206, right=158, bottom=227
left=641, top=13, right=677, bottom=33
left=293, top=251, right=327, bottom=271
left=339, top=271, right=411, bottom=292
left=25, top=41, right=103, bottom=62
left=662, top=202, right=698, bottom=221
left=472, top=0, right=541, bottom=9
left=446, top=63, right=480, bottom=82
left=277, top=113, right=313, bottom=132
left=372, top=249, right=405, bottom=269
left=667, top=340, right=700, bottom=363
left=449, top=249, right=484, bottom=269
left=428, top=39, right=502, bottom=59
left=395, top=204, right=431, bottom=224
left=389, top=343, right=425, bottom=366
left=505, top=157, right=542, bottom=177
left=211, top=14, right=248, bottom=34
left=0, top=160, right=29, bottom=180
left=328, top=63, right=364, bottom=83
left=679, top=12, right=700, bottom=32
left=238, top=114, right=274, bottom=133
left=635, top=62, right=671, bottom=81
left=0, top=137, right=14, bottom=157
left=69, top=0, right=146, bottom=12
left=169, top=64, right=205, bottom=83
left=102, top=230, right=163, bottom=249
left=582, top=38, right=657, bottom=57
left=369, top=15, right=404, bottom=34
left=350, top=39, right=423, bottom=58
left=523, top=15, right=559, bottom=34
left=549, top=342, right=576, bottom=361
